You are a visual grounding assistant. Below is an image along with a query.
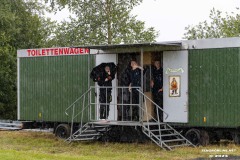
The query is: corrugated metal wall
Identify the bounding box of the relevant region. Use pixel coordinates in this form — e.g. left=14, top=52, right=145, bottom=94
left=19, top=55, right=95, bottom=122
left=189, top=48, right=240, bottom=127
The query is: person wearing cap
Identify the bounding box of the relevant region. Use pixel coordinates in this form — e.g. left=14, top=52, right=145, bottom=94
left=150, top=60, right=163, bottom=122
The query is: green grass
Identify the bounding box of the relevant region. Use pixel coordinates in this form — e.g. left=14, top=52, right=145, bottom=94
left=0, top=130, right=240, bottom=160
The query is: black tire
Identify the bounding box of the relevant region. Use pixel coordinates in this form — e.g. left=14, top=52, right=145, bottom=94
left=185, top=128, right=201, bottom=146
left=55, top=124, right=71, bottom=139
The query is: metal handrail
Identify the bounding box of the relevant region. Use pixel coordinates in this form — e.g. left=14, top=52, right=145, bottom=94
left=66, top=89, right=92, bottom=140
left=65, top=86, right=170, bottom=142
left=136, top=88, right=169, bottom=148
left=65, top=88, right=92, bottom=116
left=64, top=86, right=194, bottom=150
left=65, top=86, right=169, bottom=123
left=137, top=89, right=169, bottom=120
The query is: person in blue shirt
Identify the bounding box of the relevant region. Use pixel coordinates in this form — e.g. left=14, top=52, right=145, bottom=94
left=151, top=60, right=163, bottom=122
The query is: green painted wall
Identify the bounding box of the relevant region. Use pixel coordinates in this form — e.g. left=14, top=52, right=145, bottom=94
left=188, top=47, right=240, bottom=127
left=19, top=55, right=95, bottom=123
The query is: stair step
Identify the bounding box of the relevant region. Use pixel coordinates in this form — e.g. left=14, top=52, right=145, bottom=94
left=72, top=137, right=97, bottom=141
left=143, top=122, right=166, bottom=126
left=150, top=129, right=172, bottom=132
left=75, top=133, right=101, bottom=137
left=94, top=128, right=108, bottom=131
left=159, top=133, right=179, bottom=137
left=162, top=138, right=185, bottom=143
left=89, top=125, right=109, bottom=128
left=83, top=129, right=97, bottom=132
left=80, top=127, right=108, bottom=133
left=82, top=129, right=103, bottom=133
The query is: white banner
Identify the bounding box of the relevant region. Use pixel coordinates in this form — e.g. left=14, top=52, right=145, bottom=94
left=17, top=47, right=98, bottom=58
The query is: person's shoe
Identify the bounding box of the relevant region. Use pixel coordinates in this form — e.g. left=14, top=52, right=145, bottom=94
left=100, top=119, right=110, bottom=123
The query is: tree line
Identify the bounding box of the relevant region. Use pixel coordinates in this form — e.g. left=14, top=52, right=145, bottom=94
left=0, top=0, right=239, bottom=119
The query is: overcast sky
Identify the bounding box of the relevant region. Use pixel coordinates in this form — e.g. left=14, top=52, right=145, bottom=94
left=132, top=0, right=240, bottom=41
left=49, top=0, right=240, bottom=42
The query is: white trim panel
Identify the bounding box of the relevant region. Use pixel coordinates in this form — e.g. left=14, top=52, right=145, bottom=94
left=17, top=48, right=98, bottom=58
left=184, top=37, right=240, bottom=49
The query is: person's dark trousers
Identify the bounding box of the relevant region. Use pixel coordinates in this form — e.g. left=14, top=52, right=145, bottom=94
left=122, top=88, right=130, bottom=121
left=153, top=92, right=163, bottom=122
left=131, top=89, right=139, bottom=121
left=99, top=88, right=111, bottom=119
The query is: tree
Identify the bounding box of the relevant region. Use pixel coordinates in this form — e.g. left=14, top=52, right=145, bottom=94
left=47, top=0, right=159, bottom=46
left=0, top=0, right=55, bottom=119
left=0, top=35, right=16, bottom=119
left=184, top=8, right=240, bottom=40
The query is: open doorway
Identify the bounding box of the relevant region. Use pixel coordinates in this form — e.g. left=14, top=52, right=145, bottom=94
left=143, top=52, right=163, bottom=121
left=117, top=53, right=140, bottom=120
left=95, top=54, right=117, bottom=121
left=116, top=52, right=163, bottom=121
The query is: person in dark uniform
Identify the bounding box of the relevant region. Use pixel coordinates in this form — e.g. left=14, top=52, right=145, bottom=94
left=128, top=59, right=143, bottom=121
left=97, top=65, right=115, bottom=120
left=120, top=62, right=132, bottom=121
left=151, top=60, right=163, bottom=122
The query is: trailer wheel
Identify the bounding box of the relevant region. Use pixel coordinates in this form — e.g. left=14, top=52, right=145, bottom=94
left=185, top=129, right=201, bottom=146
left=55, top=124, right=70, bottom=139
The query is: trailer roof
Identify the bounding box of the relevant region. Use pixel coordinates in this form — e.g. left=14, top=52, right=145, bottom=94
left=77, top=42, right=182, bottom=50
left=72, top=42, right=183, bottom=53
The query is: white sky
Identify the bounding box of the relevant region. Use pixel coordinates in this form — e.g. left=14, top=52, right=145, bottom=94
left=49, top=0, right=240, bottom=42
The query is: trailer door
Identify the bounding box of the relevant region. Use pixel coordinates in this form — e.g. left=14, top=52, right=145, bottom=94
left=163, top=50, right=188, bottom=123
left=96, top=54, right=117, bottom=120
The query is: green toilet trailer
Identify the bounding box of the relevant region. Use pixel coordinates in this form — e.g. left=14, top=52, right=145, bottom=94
left=162, top=37, right=240, bottom=145
left=17, top=37, right=240, bottom=145
left=17, top=47, right=97, bottom=124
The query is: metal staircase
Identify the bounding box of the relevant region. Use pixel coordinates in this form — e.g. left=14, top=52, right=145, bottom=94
left=138, top=89, right=195, bottom=150
left=66, top=122, right=110, bottom=142
left=64, top=86, right=195, bottom=150
left=142, top=122, right=194, bottom=150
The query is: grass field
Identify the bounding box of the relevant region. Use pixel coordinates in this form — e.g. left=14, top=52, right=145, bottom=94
left=0, top=130, right=240, bottom=160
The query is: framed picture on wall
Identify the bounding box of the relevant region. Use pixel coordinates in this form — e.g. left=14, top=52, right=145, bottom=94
left=169, top=75, right=181, bottom=97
